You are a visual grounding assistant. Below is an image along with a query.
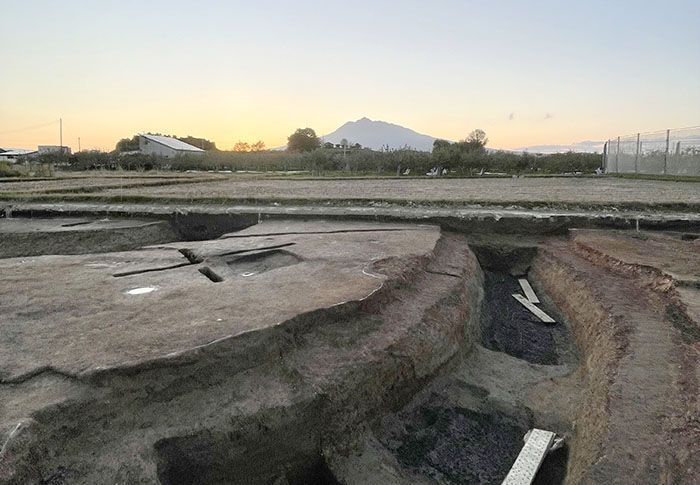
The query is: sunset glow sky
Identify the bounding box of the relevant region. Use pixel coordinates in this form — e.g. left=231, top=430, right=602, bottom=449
left=2, top=0, right=699, bottom=152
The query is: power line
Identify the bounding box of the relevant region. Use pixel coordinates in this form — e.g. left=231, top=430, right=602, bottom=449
left=0, top=119, right=59, bottom=135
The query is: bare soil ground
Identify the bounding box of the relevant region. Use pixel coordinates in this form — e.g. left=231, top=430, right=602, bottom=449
left=1, top=192, right=698, bottom=484
left=2, top=174, right=699, bottom=209
left=103, top=177, right=700, bottom=206
left=0, top=175, right=218, bottom=194
left=535, top=232, right=699, bottom=484
left=0, top=221, right=438, bottom=380
left=0, top=220, right=486, bottom=484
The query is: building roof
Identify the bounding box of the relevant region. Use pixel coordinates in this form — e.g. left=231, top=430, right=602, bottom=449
left=140, top=134, right=205, bottom=152
left=0, top=149, right=37, bottom=156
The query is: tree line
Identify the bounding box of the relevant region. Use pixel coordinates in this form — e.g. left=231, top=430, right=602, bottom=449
left=32, top=128, right=601, bottom=175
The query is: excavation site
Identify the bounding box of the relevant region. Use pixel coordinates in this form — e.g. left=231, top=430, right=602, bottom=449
left=0, top=206, right=698, bottom=485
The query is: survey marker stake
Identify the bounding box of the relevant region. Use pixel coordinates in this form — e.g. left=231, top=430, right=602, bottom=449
left=512, top=294, right=555, bottom=323
left=518, top=278, right=540, bottom=303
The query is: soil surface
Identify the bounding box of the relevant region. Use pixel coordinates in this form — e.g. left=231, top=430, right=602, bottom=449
left=534, top=232, right=700, bottom=484
left=0, top=220, right=438, bottom=380
left=392, top=406, right=525, bottom=484
left=98, top=177, right=700, bottom=206
left=0, top=221, right=484, bottom=484
left=571, top=228, right=700, bottom=284
left=0, top=217, right=178, bottom=258
left=1, top=211, right=698, bottom=484
left=2, top=174, right=700, bottom=209
left=0, top=174, right=218, bottom=194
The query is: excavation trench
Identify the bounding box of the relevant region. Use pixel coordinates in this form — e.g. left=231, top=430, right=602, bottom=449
left=471, top=241, right=576, bottom=367
left=358, top=238, right=576, bottom=485
left=6, top=215, right=689, bottom=484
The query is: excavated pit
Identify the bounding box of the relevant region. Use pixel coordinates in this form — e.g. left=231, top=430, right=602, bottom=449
left=226, top=249, right=303, bottom=277
left=481, top=271, right=560, bottom=364
left=470, top=242, right=576, bottom=366
left=388, top=405, right=569, bottom=485
left=355, top=237, right=575, bottom=485
left=1, top=214, right=698, bottom=484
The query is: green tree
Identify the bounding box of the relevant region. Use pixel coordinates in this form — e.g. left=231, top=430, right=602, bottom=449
left=514, top=151, right=531, bottom=173
left=465, top=129, right=488, bottom=149
left=115, top=135, right=139, bottom=152
left=287, top=128, right=320, bottom=152
left=432, top=139, right=458, bottom=174
left=178, top=136, right=216, bottom=151
left=251, top=140, right=266, bottom=151
left=232, top=141, right=251, bottom=152
left=454, top=130, right=488, bottom=173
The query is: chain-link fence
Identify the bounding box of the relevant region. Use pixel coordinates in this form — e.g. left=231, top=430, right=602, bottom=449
left=603, top=126, right=700, bottom=176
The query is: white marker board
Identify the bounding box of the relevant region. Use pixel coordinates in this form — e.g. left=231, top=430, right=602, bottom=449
left=502, top=428, right=556, bottom=485
left=512, top=294, right=555, bottom=323
left=518, top=279, right=540, bottom=303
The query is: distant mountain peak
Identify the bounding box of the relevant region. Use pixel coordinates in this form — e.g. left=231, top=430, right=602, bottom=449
left=321, top=117, right=443, bottom=151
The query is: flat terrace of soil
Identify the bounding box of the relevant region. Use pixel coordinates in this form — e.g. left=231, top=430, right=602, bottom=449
left=0, top=217, right=180, bottom=258
left=0, top=220, right=482, bottom=484
left=571, top=228, right=700, bottom=285
left=0, top=220, right=439, bottom=381
left=100, top=176, right=700, bottom=206
left=2, top=175, right=700, bottom=210
left=0, top=217, right=160, bottom=234
left=0, top=173, right=220, bottom=194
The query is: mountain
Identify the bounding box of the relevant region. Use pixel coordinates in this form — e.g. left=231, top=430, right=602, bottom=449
left=321, top=117, right=442, bottom=151
left=283, top=117, right=603, bottom=154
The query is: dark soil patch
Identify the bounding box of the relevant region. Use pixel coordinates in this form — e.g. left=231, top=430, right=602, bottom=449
left=226, top=249, right=302, bottom=276
left=393, top=406, right=525, bottom=484
left=480, top=271, right=561, bottom=365
left=666, top=303, right=700, bottom=343
left=533, top=444, right=569, bottom=485
left=39, top=466, right=81, bottom=484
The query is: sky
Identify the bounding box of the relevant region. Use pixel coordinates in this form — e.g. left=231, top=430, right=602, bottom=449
left=1, top=0, right=699, bottom=152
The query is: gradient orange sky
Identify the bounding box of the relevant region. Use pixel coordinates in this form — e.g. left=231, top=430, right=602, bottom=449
left=1, top=0, right=699, bottom=152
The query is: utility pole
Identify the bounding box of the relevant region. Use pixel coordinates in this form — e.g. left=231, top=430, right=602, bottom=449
left=59, top=118, right=63, bottom=152
left=663, top=129, right=670, bottom=175
left=78, top=137, right=81, bottom=152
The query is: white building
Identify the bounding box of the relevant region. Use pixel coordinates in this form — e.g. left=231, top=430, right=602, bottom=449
left=0, top=148, right=38, bottom=163
left=139, top=134, right=205, bottom=158
left=38, top=145, right=71, bottom=155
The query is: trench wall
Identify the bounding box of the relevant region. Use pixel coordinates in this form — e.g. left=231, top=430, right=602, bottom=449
left=533, top=250, right=621, bottom=484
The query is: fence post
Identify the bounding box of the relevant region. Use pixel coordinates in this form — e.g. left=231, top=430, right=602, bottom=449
left=663, top=129, right=670, bottom=175
left=603, top=142, right=608, bottom=172
left=635, top=133, right=640, bottom=173
left=616, top=136, right=620, bottom=172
